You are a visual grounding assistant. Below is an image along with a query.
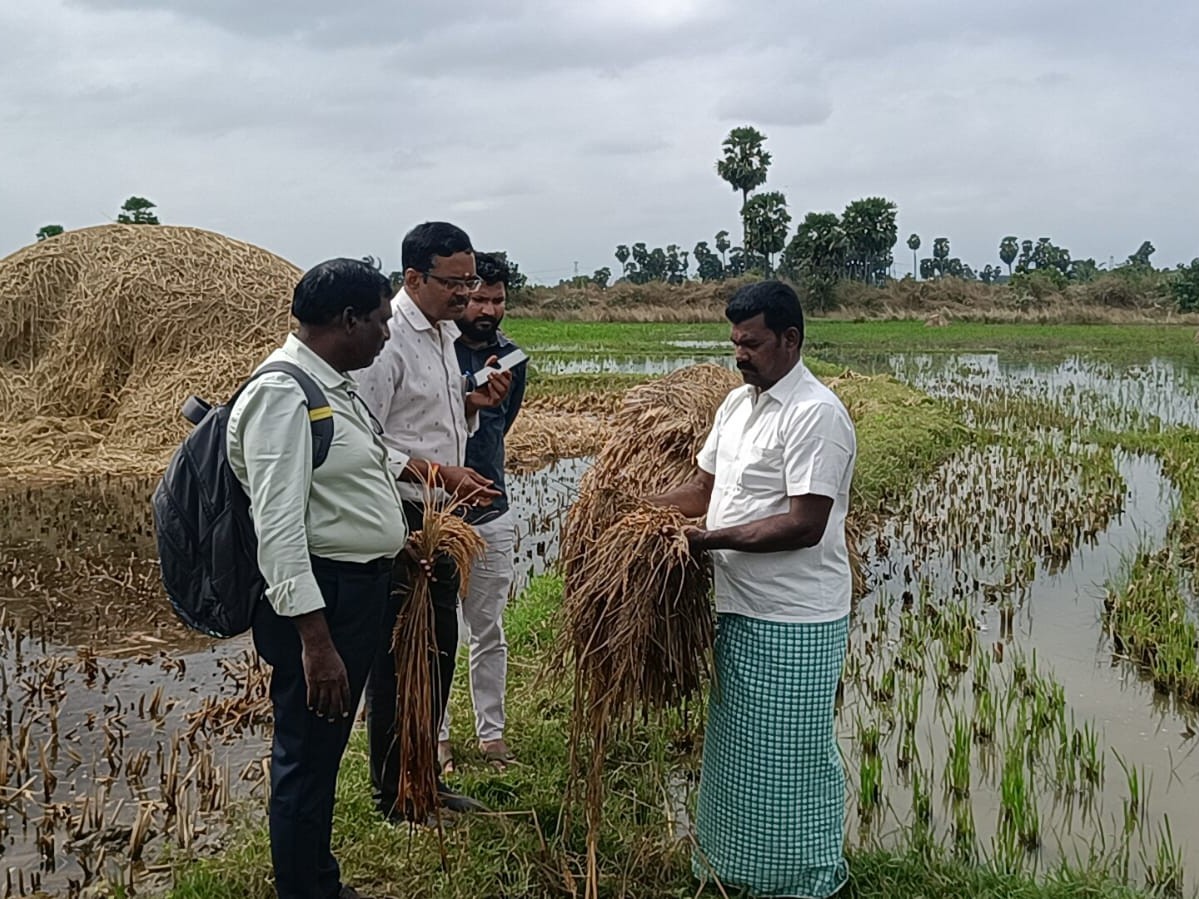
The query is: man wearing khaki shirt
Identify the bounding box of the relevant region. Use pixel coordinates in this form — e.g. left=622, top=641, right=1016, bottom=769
left=355, top=221, right=511, bottom=821
left=228, top=258, right=405, bottom=899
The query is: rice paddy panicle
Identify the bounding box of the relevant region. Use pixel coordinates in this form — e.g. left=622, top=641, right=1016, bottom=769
left=555, top=362, right=740, bottom=898
left=563, top=503, right=714, bottom=899
left=560, top=363, right=741, bottom=573
left=390, top=487, right=485, bottom=831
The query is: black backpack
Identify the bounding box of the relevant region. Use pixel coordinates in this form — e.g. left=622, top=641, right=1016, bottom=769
left=151, top=361, right=335, bottom=638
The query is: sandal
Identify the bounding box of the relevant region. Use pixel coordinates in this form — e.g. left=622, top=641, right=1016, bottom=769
left=480, top=739, right=515, bottom=770
left=437, top=740, right=455, bottom=776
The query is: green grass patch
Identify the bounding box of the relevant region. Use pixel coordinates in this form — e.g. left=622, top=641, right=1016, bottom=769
left=503, top=319, right=727, bottom=357
left=503, top=319, right=1199, bottom=366
left=1099, top=427, right=1199, bottom=707
left=845, top=849, right=1150, bottom=898
left=832, top=374, right=969, bottom=513
left=524, top=371, right=653, bottom=401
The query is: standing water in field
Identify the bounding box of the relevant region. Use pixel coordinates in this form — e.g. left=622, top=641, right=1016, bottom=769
left=3, top=348, right=1199, bottom=895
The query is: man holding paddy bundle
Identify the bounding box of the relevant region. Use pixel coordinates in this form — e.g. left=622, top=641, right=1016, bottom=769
left=648, top=280, right=856, bottom=898
left=354, top=221, right=512, bottom=822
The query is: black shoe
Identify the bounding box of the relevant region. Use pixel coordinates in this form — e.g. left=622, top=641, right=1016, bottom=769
left=438, top=785, right=489, bottom=813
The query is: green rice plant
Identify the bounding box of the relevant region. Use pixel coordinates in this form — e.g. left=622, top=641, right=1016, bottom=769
left=859, top=720, right=882, bottom=758
left=872, top=667, right=897, bottom=703
left=972, top=642, right=992, bottom=694
left=1113, top=751, right=1147, bottom=838
left=906, top=764, right=934, bottom=854
left=859, top=751, right=883, bottom=823
left=952, top=798, right=976, bottom=861
left=1141, top=815, right=1185, bottom=898
left=972, top=685, right=996, bottom=745
left=945, top=711, right=971, bottom=800
left=1053, top=712, right=1079, bottom=796
left=934, top=650, right=954, bottom=697
left=896, top=722, right=917, bottom=772
left=999, top=740, right=1040, bottom=853
left=1076, top=721, right=1104, bottom=790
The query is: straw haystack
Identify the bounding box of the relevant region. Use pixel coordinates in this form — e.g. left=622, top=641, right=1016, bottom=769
left=0, top=224, right=299, bottom=466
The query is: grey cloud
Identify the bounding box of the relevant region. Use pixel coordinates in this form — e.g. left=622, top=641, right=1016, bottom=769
left=581, top=136, right=672, bottom=156
left=715, top=86, right=832, bottom=127
left=4, top=0, right=1199, bottom=281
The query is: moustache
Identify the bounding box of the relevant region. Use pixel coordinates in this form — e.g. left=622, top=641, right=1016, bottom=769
left=737, top=363, right=756, bottom=373
left=472, top=317, right=499, bottom=329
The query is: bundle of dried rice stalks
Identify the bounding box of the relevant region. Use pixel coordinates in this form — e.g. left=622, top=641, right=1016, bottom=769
left=390, top=491, right=485, bottom=833
left=565, top=505, right=713, bottom=723
left=556, top=363, right=740, bottom=897
left=564, top=504, right=714, bottom=898
left=505, top=410, right=610, bottom=474
left=561, top=363, right=741, bottom=588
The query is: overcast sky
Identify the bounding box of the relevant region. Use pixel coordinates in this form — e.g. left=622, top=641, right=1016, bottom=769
left=2, top=0, right=1195, bottom=283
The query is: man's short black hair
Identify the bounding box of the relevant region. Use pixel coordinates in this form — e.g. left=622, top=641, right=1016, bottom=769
left=725, top=280, right=805, bottom=346
left=474, top=251, right=511, bottom=289
left=401, top=222, right=473, bottom=273
left=291, top=257, right=391, bottom=326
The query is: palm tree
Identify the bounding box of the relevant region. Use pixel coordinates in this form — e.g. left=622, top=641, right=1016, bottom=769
left=999, top=236, right=1018, bottom=276
left=907, top=234, right=921, bottom=280
left=742, top=192, right=791, bottom=272
left=715, top=127, right=771, bottom=249
left=715, top=230, right=731, bottom=267
left=615, top=244, right=630, bottom=275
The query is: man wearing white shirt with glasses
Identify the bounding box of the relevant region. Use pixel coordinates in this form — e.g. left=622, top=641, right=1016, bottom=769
left=355, top=221, right=511, bottom=822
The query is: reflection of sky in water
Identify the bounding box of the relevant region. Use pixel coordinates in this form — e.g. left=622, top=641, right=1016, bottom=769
left=856, top=353, right=1199, bottom=430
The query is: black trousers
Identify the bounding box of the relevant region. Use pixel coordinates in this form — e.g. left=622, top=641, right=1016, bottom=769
left=366, top=502, right=461, bottom=814
left=252, top=555, right=391, bottom=899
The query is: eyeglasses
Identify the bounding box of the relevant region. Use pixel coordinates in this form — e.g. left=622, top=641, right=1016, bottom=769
left=347, top=390, right=384, bottom=436
left=423, top=272, right=483, bottom=292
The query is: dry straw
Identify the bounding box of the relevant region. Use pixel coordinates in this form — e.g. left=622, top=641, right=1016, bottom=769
left=0, top=224, right=299, bottom=470
left=558, top=362, right=740, bottom=897
left=389, top=481, right=485, bottom=835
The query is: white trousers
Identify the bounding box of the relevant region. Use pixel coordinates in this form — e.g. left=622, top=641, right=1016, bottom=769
left=440, top=511, right=517, bottom=743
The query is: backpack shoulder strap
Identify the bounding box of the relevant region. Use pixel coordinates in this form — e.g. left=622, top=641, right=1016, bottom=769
left=236, top=360, right=335, bottom=469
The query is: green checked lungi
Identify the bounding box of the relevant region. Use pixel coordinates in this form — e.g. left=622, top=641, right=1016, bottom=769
left=693, top=613, right=850, bottom=898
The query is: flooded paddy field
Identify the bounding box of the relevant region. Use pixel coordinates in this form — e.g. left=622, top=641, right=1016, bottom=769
left=0, top=463, right=588, bottom=897
left=5, top=321, right=1199, bottom=896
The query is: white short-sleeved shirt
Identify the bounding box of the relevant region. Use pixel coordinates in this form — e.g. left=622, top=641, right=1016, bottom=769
left=697, top=359, right=856, bottom=623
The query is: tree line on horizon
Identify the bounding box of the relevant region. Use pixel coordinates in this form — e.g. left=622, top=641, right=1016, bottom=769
left=30, top=166, right=1197, bottom=312
left=584, top=127, right=1198, bottom=311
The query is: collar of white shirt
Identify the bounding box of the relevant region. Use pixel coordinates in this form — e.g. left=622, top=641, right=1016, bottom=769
left=751, top=357, right=812, bottom=405
left=280, top=333, right=356, bottom=391
left=394, top=288, right=463, bottom=341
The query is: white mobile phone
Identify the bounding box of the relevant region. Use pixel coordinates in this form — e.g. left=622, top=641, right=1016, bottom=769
left=472, top=348, right=529, bottom=386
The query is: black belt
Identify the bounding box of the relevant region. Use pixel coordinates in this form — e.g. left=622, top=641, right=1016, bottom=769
left=310, top=554, right=395, bottom=575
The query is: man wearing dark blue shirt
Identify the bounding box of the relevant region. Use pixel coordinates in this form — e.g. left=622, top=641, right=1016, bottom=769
left=440, top=251, right=528, bottom=772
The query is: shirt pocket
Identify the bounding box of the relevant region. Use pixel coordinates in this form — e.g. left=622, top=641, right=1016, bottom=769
left=736, top=444, right=785, bottom=494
